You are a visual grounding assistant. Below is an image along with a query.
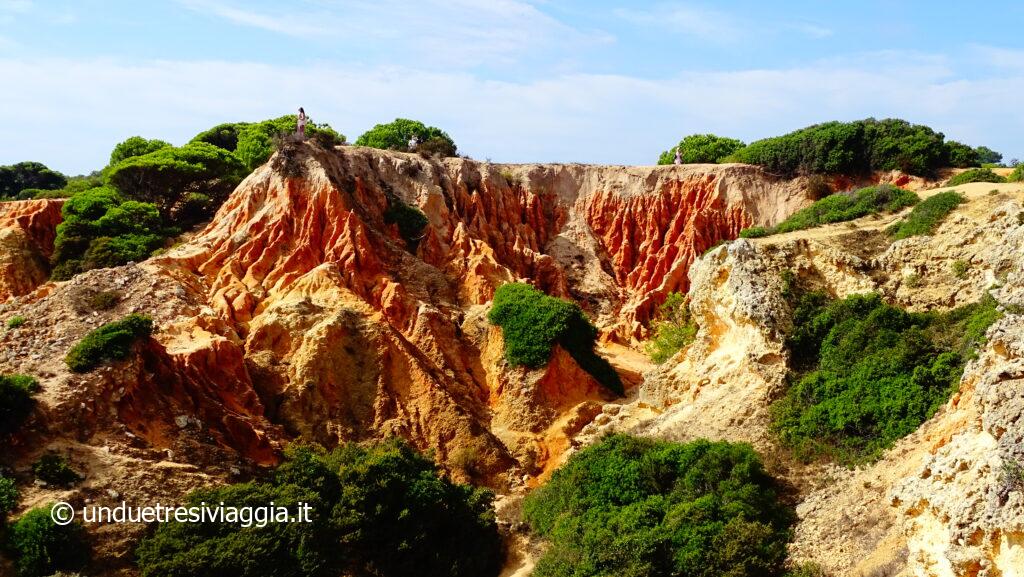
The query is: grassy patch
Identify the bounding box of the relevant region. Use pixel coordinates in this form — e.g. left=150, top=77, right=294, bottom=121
left=888, top=191, right=964, bottom=239
left=738, top=185, right=918, bottom=238
left=488, top=283, right=623, bottom=395
left=773, top=291, right=1001, bottom=464
left=32, top=452, right=83, bottom=486
left=645, top=292, right=697, bottom=363
left=6, top=315, right=26, bottom=329
left=951, top=260, right=969, bottom=279
left=64, top=314, right=154, bottom=372
left=86, top=289, right=122, bottom=311
left=947, top=168, right=1005, bottom=186
left=523, top=434, right=793, bottom=577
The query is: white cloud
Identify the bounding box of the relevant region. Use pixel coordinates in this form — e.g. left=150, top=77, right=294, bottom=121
left=0, top=0, right=31, bottom=13
left=0, top=53, right=1021, bottom=174
left=790, top=22, right=833, bottom=39
left=615, top=4, right=740, bottom=42
left=177, top=0, right=611, bottom=68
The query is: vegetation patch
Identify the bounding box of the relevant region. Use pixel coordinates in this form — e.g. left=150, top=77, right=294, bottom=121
left=946, top=168, right=1005, bottom=187
left=355, top=118, right=457, bottom=157
left=0, top=374, right=39, bottom=435
left=888, top=191, right=964, bottom=239
left=0, top=161, right=67, bottom=200
left=773, top=289, right=1002, bottom=464
left=86, top=289, right=122, bottom=311
left=730, top=118, right=976, bottom=177
left=488, top=283, right=623, bottom=395
left=657, top=133, right=744, bottom=164
left=136, top=440, right=502, bottom=577
left=738, top=184, right=918, bottom=238
left=523, top=434, right=793, bottom=577
left=383, top=199, right=429, bottom=251
left=0, top=473, right=18, bottom=519
left=7, top=315, right=26, bottom=329
left=64, top=314, right=154, bottom=373
left=8, top=504, right=90, bottom=577
left=32, top=453, right=83, bottom=486
left=646, top=292, right=698, bottom=363
left=1009, top=164, right=1024, bottom=183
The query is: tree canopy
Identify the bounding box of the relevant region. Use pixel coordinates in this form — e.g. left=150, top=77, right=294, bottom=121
left=0, top=161, right=67, bottom=199
left=657, top=134, right=745, bottom=165
left=105, top=142, right=247, bottom=220
left=355, top=118, right=457, bottom=157
left=109, top=136, right=173, bottom=166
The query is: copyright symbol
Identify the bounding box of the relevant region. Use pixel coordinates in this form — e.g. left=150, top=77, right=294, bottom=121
left=51, top=502, right=75, bottom=526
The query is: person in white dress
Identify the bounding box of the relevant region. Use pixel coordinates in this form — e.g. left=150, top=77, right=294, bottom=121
left=297, top=107, right=307, bottom=138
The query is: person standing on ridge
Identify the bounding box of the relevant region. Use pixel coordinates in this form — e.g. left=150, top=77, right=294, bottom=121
left=408, top=134, right=419, bottom=151
left=297, top=107, right=307, bottom=139
left=673, top=147, right=682, bottom=165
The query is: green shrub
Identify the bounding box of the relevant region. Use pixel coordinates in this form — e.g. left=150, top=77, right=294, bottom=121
left=944, top=141, right=980, bottom=168
left=32, top=453, right=82, bottom=486
left=64, top=314, right=154, bottom=373
left=0, top=474, right=17, bottom=519
left=383, top=200, right=429, bottom=251
left=488, top=283, right=623, bottom=395
left=657, top=134, right=745, bottom=165
left=356, top=118, right=457, bottom=157
left=646, top=292, right=697, bottom=363
left=51, top=188, right=166, bottom=279
left=1009, top=164, right=1024, bottom=183
left=947, top=168, right=1005, bottom=186
left=739, top=185, right=918, bottom=238
left=8, top=505, right=89, bottom=577
left=773, top=292, right=1001, bottom=463
left=951, top=260, right=969, bottom=279
left=0, top=374, right=39, bottom=435
left=975, top=146, right=1003, bottom=165
left=106, top=142, right=246, bottom=222
left=86, top=290, right=122, bottom=311
left=732, top=118, right=951, bottom=177
left=888, top=191, right=964, bottom=239
left=7, top=315, right=26, bottom=329
left=108, top=136, right=172, bottom=167
left=739, top=226, right=771, bottom=238
left=0, top=162, right=67, bottom=200
left=191, top=122, right=249, bottom=152
left=137, top=440, right=502, bottom=577
left=523, top=434, right=792, bottom=577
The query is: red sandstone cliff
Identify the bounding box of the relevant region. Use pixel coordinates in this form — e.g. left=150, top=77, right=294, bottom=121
left=0, top=199, right=62, bottom=300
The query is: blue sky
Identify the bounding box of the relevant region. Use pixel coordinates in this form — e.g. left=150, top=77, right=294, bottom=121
left=2, top=0, right=1023, bottom=174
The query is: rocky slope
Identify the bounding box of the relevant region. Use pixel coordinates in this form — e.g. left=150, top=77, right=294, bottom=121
left=4, top=142, right=1016, bottom=577
left=583, top=182, right=1024, bottom=576
left=0, top=143, right=815, bottom=573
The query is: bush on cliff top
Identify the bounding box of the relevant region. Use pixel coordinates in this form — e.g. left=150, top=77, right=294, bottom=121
left=523, top=434, right=793, bottom=577
left=729, top=118, right=958, bottom=177
left=136, top=440, right=503, bottom=577
left=0, top=374, right=39, bottom=436
left=355, top=118, right=457, bottom=157
left=887, top=190, right=964, bottom=239
left=488, top=283, right=623, bottom=395
left=773, top=289, right=1001, bottom=464
left=657, top=134, right=745, bottom=165
left=64, top=314, right=154, bottom=373
left=738, top=184, right=918, bottom=238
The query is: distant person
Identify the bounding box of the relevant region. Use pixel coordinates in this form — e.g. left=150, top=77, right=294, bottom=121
left=297, top=107, right=307, bottom=138
left=673, top=147, right=682, bottom=165
left=408, top=134, right=419, bottom=151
